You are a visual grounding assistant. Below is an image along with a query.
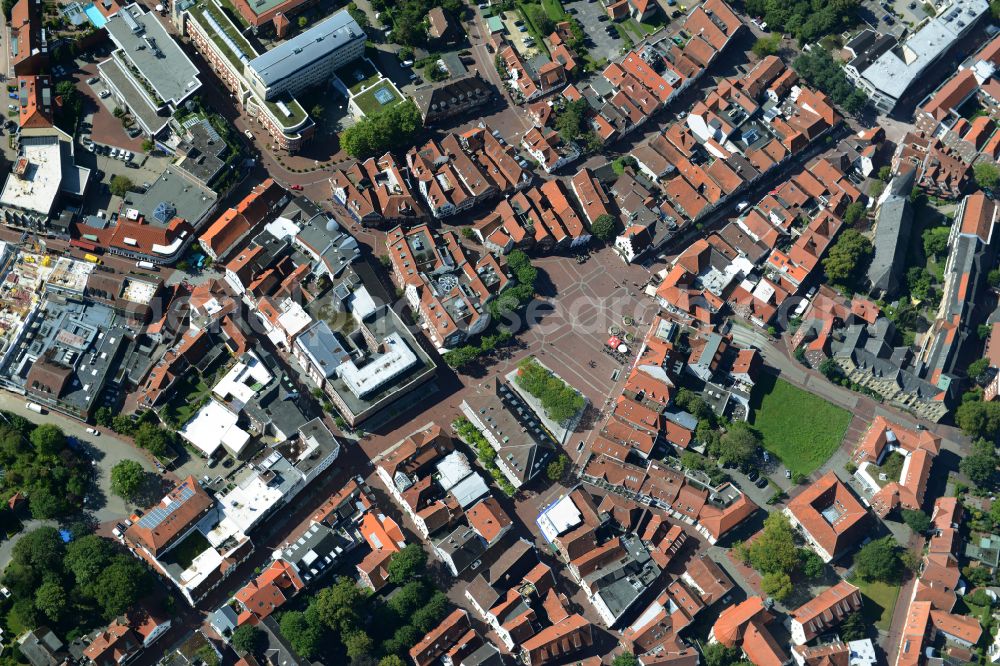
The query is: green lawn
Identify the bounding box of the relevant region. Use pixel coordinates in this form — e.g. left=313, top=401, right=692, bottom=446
left=165, top=373, right=212, bottom=426
left=853, top=577, right=901, bottom=631
left=623, top=18, right=653, bottom=39
left=748, top=374, right=852, bottom=476
left=540, top=0, right=565, bottom=21
left=337, top=60, right=382, bottom=95
left=352, top=83, right=402, bottom=116
left=614, top=23, right=634, bottom=49
left=162, top=531, right=212, bottom=569
left=516, top=3, right=552, bottom=57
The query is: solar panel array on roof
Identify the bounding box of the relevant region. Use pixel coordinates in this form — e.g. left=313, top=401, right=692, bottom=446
left=137, top=483, right=196, bottom=529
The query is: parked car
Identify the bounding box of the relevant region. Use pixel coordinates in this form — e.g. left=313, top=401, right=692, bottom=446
left=87, top=76, right=99, bottom=84
left=99, top=90, right=111, bottom=99
left=86, top=427, right=99, bottom=436
left=785, top=469, right=792, bottom=479
left=290, top=184, right=303, bottom=191
left=755, top=477, right=769, bottom=489
left=747, top=470, right=759, bottom=482
left=244, top=129, right=254, bottom=139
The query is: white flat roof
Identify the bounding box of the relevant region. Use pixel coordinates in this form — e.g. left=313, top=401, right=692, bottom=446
left=0, top=136, right=62, bottom=216
left=338, top=332, right=419, bottom=398
left=217, top=472, right=285, bottom=533
left=265, top=216, right=301, bottom=240
left=178, top=544, right=224, bottom=587
left=278, top=298, right=312, bottom=338
left=213, top=352, right=273, bottom=406
left=437, top=450, right=474, bottom=491
left=861, top=0, right=988, bottom=99
left=179, top=399, right=241, bottom=456
left=537, top=494, right=582, bottom=543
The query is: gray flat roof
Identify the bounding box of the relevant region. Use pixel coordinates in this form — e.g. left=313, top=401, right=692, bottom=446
left=248, top=10, right=364, bottom=88
left=97, top=56, right=169, bottom=135
left=121, top=167, right=218, bottom=227
left=860, top=0, right=988, bottom=99
left=105, top=3, right=201, bottom=105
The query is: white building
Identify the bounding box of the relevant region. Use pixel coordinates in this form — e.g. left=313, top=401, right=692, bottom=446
left=100, top=3, right=201, bottom=136
left=848, top=0, right=988, bottom=113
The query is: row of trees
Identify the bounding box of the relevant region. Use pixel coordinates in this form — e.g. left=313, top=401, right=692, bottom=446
left=340, top=101, right=423, bottom=160
left=94, top=408, right=176, bottom=460
left=453, top=417, right=517, bottom=496
left=515, top=357, right=586, bottom=423
left=275, top=546, right=449, bottom=663
left=443, top=250, right=539, bottom=370
left=3, top=529, right=151, bottom=638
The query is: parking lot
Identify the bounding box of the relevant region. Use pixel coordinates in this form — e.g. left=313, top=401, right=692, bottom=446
left=500, top=10, right=544, bottom=59
left=857, top=0, right=928, bottom=37
left=564, top=0, right=626, bottom=62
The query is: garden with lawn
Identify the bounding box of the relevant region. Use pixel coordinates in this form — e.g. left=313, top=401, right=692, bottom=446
left=748, top=374, right=852, bottom=476
left=853, top=577, right=900, bottom=631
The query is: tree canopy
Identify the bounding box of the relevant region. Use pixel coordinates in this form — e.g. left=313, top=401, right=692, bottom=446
left=901, top=509, right=931, bottom=534
left=109, top=175, right=134, bottom=198
left=853, top=536, right=904, bottom=582
left=591, top=214, right=618, bottom=242
left=959, top=437, right=998, bottom=488
left=957, top=401, right=1000, bottom=442
left=747, top=513, right=800, bottom=575
left=231, top=624, right=264, bottom=656
left=717, top=422, right=760, bottom=470
left=110, top=460, right=145, bottom=502
left=703, top=642, right=753, bottom=666
left=823, top=229, right=873, bottom=291
left=793, top=48, right=867, bottom=115
left=922, top=226, right=950, bottom=259
left=387, top=544, right=427, bottom=584
left=3, top=529, right=151, bottom=638
left=975, top=162, right=1000, bottom=191
left=547, top=454, right=569, bottom=482
left=612, top=654, right=640, bottom=666
left=30, top=424, right=65, bottom=456
left=340, top=101, right=422, bottom=160
left=746, top=0, right=859, bottom=43
left=761, top=571, right=794, bottom=601
left=515, top=358, right=585, bottom=423
left=280, top=611, right=324, bottom=659
left=0, top=422, right=89, bottom=519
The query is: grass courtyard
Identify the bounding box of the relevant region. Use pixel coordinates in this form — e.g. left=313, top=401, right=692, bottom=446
left=337, top=59, right=382, bottom=95
left=352, top=83, right=403, bottom=116
left=853, top=577, right=901, bottom=631
left=747, top=374, right=852, bottom=476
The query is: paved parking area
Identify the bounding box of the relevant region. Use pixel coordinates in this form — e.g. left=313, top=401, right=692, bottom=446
left=500, top=10, right=544, bottom=59
left=857, top=0, right=908, bottom=37
left=565, top=0, right=625, bottom=61
left=73, top=56, right=147, bottom=152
